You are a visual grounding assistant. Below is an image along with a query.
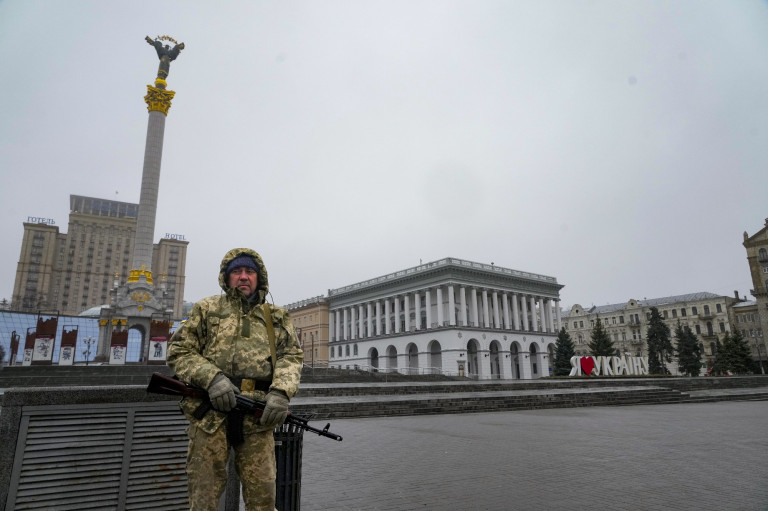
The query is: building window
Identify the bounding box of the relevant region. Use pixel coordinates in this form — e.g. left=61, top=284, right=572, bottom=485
left=716, top=304, right=722, bottom=313
left=719, top=322, right=725, bottom=333
left=681, top=308, right=686, bottom=317
left=695, top=325, right=701, bottom=335
left=704, top=305, right=710, bottom=316
left=672, top=310, right=677, bottom=318
left=619, top=316, right=624, bottom=324
left=692, top=306, right=698, bottom=315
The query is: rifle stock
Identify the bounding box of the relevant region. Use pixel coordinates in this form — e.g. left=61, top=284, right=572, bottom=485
left=147, top=372, right=342, bottom=441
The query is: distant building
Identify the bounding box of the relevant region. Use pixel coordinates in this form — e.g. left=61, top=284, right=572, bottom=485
left=563, top=292, right=740, bottom=368
left=325, top=257, right=564, bottom=379
left=743, top=218, right=768, bottom=361
left=12, top=195, right=188, bottom=319
left=284, top=296, right=329, bottom=367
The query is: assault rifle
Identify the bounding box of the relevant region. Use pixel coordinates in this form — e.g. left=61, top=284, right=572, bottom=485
left=147, top=372, right=342, bottom=441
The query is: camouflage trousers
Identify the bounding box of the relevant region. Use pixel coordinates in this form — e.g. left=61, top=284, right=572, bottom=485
left=186, top=415, right=276, bottom=511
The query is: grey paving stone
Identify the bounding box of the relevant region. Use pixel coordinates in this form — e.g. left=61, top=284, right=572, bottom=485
left=297, top=401, right=768, bottom=511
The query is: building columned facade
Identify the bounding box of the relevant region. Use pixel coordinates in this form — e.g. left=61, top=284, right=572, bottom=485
left=285, top=295, right=329, bottom=367
left=326, top=257, right=564, bottom=379
left=12, top=195, right=188, bottom=319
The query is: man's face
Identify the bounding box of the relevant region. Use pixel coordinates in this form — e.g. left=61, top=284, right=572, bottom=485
left=228, top=267, right=258, bottom=297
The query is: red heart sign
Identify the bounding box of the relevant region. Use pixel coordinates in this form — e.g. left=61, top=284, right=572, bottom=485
left=580, top=357, right=595, bottom=376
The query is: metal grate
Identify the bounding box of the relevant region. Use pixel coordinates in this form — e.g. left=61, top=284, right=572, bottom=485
left=6, top=401, right=189, bottom=511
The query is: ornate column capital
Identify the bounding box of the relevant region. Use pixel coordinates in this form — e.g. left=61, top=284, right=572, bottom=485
left=144, top=85, right=176, bottom=114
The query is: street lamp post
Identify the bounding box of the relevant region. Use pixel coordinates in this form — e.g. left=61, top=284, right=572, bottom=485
left=754, top=341, right=766, bottom=375
left=82, top=337, right=95, bottom=366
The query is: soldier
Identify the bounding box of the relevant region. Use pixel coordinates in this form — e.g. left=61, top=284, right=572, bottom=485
left=167, top=248, right=304, bottom=511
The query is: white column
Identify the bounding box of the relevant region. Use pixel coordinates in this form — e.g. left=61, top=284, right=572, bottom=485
left=425, top=289, right=432, bottom=328
left=375, top=300, right=382, bottom=336
left=385, top=298, right=392, bottom=335
left=404, top=294, right=411, bottom=332
left=394, top=296, right=401, bottom=333
left=358, top=304, right=365, bottom=338
left=482, top=290, right=490, bottom=328
left=329, top=311, right=335, bottom=342
left=520, top=348, right=534, bottom=379
left=343, top=308, right=349, bottom=340
left=414, top=291, right=421, bottom=330
left=471, top=288, right=479, bottom=327
left=521, top=296, right=529, bottom=331
left=547, top=299, right=556, bottom=333
left=492, top=291, right=500, bottom=328
left=367, top=303, right=373, bottom=338
left=512, top=294, right=520, bottom=330
left=459, top=287, right=467, bottom=326
left=350, top=306, right=357, bottom=340
left=448, top=285, right=456, bottom=326
left=436, top=287, right=444, bottom=326
left=555, top=300, right=562, bottom=331
left=502, top=293, right=511, bottom=329
left=529, top=296, right=537, bottom=332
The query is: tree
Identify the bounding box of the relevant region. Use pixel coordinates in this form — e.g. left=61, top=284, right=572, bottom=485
left=0, top=298, right=10, bottom=310
left=588, top=317, right=618, bottom=357
left=645, top=307, right=673, bottom=375
left=710, top=339, right=728, bottom=376
left=553, top=327, right=576, bottom=376
left=674, top=323, right=702, bottom=377
left=720, top=331, right=753, bottom=375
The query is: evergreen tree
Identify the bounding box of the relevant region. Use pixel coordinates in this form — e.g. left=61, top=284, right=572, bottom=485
left=674, top=323, right=702, bottom=377
left=588, top=317, right=618, bottom=357
left=553, top=327, right=576, bottom=376
left=645, top=307, right=673, bottom=375
left=721, top=331, right=753, bottom=375
left=710, top=339, right=728, bottom=375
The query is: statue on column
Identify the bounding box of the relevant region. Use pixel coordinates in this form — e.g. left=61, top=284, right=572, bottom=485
left=145, top=35, right=185, bottom=82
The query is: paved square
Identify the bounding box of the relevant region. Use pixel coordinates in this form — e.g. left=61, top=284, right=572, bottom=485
left=298, top=401, right=768, bottom=511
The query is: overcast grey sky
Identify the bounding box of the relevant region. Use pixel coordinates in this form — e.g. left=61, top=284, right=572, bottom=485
left=1, top=0, right=767, bottom=311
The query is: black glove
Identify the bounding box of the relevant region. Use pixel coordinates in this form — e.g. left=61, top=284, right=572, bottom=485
left=260, top=390, right=289, bottom=428
left=207, top=373, right=239, bottom=412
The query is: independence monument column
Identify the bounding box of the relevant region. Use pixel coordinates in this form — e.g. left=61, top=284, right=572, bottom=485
left=96, top=36, right=185, bottom=363
left=129, top=35, right=185, bottom=284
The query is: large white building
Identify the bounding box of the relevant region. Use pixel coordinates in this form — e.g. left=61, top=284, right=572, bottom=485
left=326, top=257, right=564, bottom=379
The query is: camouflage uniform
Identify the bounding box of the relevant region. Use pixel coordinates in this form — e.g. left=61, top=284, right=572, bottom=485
left=167, top=248, right=303, bottom=511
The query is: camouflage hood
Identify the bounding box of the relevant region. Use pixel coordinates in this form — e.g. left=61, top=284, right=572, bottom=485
left=218, top=248, right=269, bottom=304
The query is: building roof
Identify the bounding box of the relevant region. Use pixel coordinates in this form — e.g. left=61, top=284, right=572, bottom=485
left=328, top=257, right=561, bottom=301
left=565, top=292, right=725, bottom=317
left=732, top=300, right=757, bottom=309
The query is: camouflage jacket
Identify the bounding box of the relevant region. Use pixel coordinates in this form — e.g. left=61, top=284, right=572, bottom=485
left=167, top=248, right=303, bottom=433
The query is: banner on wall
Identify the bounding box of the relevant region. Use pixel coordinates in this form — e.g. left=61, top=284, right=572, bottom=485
left=32, top=336, right=55, bottom=363
left=59, top=346, right=75, bottom=365
left=148, top=318, right=173, bottom=364
left=58, top=327, right=78, bottom=366
left=109, top=330, right=128, bottom=365
left=148, top=337, right=168, bottom=361
left=22, top=331, right=35, bottom=366
left=31, top=316, right=59, bottom=365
